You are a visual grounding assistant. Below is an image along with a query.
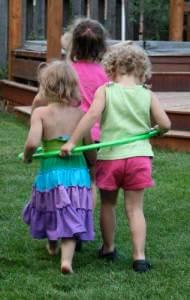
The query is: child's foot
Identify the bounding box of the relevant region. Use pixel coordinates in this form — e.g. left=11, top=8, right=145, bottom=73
left=132, top=259, right=151, bottom=273
left=46, top=241, right=59, bottom=256
left=61, top=263, right=73, bottom=274
left=98, top=245, right=117, bottom=262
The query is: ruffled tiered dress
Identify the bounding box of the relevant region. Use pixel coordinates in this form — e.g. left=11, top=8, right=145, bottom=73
left=23, top=137, right=94, bottom=241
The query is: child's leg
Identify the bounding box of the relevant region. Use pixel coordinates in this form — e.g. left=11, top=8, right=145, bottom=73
left=61, top=239, right=76, bottom=274
left=89, top=166, right=97, bottom=209
left=91, top=181, right=97, bottom=209
left=46, top=240, right=59, bottom=256
left=99, top=189, right=118, bottom=253
left=124, top=190, right=146, bottom=260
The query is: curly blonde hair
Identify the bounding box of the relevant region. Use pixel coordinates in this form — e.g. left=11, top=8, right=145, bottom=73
left=38, top=60, right=81, bottom=106
left=102, top=43, right=152, bottom=83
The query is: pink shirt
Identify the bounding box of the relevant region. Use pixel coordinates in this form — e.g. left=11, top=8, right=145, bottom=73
left=72, top=61, right=108, bottom=141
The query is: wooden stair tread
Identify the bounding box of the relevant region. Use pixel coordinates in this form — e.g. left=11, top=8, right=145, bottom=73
left=165, top=130, right=190, bottom=138
left=0, top=80, right=37, bottom=108
left=13, top=107, right=190, bottom=139
left=13, top=107, right=190, bottom=137
left=14, top=106, right=31, bottom=115
left=153, top=71, right=190, bottom=74
left=157, top=92, right=190, bottom=111
left=0, top=79, right=37, bottom=92
left=166, top=107, right=190, bottom=114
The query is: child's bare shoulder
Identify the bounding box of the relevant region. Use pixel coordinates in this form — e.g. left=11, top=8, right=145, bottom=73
left=70, top=106, right=85, bottom=118
left=31, top=106, right=48, bottom=117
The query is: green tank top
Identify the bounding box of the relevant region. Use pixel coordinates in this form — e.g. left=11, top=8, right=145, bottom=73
left=40, top=136, right=87, bottom=169
left=42, top=135, right=83, bottom=152
left=98, top=82, right=154, bottom=160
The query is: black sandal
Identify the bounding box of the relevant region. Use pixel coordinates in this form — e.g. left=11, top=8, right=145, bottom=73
left=98, top=246, right=117, bottom=262
left=133, top=260, right=151, bottom=273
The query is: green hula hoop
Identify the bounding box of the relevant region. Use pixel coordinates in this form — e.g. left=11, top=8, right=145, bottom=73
left=18, top=129, right=160, bottom=160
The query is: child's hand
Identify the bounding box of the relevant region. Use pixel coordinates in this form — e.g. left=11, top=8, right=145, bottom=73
left=23, top=155, right=32, bottom=164
left=153, top=125, right=169, bottom=136
left=60, top=141, right=75, bottom=157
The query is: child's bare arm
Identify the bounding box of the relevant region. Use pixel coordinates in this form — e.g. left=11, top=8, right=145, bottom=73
left=83, top=132, right=97, bottom=209
left=83, top=132, right=97, bottom=168
left=24, top=109, right=43, bottom=162
left=150, top=92, right=171, bottom=133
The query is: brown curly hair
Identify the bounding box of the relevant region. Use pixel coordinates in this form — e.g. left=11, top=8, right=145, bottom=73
left=38, top=60, right=81, bottom=106
left=102, top=43, right=152, bottom=82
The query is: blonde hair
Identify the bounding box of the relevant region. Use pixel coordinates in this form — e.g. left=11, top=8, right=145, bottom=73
left=38, top=60, right=81, bottom=106
left=102, top=43, right=152, bottom=83
left=61, top=31, right=72, bottom=54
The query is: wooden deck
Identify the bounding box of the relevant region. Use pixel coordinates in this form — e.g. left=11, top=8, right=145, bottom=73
left=12, top=91, right=190, bottom=153
left=6, top=47, right=190, bottom=91
left=14, top=92, right=190, bottom=113
left=157, top=92, right=190, bottom=111
left=0, top=77, right=190, bottom=152
left=151, top=92, right=190, bottom=152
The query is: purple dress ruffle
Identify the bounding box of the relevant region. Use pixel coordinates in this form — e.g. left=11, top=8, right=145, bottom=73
left=23, top=155, right=94, bottom=241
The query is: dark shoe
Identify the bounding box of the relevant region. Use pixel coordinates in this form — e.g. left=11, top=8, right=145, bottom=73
left=98, top=246, right=117, bottom=262
left=133, top=259, right=151, bottom=273
left=75, top=240, right=82, bottom=252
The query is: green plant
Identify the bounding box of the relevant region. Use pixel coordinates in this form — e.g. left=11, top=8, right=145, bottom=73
left=132, top=0, right=169, bottom=40
left=0, top=67, right=8, bottom=79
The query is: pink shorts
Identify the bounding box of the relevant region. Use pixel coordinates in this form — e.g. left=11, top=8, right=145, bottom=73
left=96, top=157, right=154, bottom=191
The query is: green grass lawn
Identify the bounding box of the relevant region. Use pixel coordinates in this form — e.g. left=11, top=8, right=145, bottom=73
left=0, top=112, right=190, bottom=300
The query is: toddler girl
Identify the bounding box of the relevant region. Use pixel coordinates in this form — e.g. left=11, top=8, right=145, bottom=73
left=61, top=43, right=171, bottom=272
left=33, top=18, right=108, bottom=142
left=69, top=17, right=108, bottom=141
left=23, top=60, right=96, bottom=274
left=32, top=18, right=109, bottom=208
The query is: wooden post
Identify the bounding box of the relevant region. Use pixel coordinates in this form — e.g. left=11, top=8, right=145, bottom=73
left=47, top=0, right=63, bottom=61
left=184, top=3, right=190, bottom=40
left=72, top=0, right=84, bottom=19
left=8, top=0, right=23, bottom=79
left=169, top=0, right=184, bottom=41
left=187, top=14, right=190, bottom=40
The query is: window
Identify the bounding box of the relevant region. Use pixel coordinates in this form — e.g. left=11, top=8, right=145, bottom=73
left=98, top=0, right=106, bottom=25
left=63, top=0, right=72, bottom=30
left=83, top=0, right=90, bottom=17
left=116, top=0, right=122, bottom=39
left=25, top=0, right=46, bottom=40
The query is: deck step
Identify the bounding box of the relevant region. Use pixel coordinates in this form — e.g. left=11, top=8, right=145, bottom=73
left=14, top=105, right=31, bottom=115
left=151, top=72, right=190, bottom=92
left=14, top=105, right=190, bottom=153
left=14, top=106, right=190, bottom=152
left=0, top=79, right=37, bottom=110
left=166, top=130, right=190, bottom=138
left=157, top=92, right=190, bottom=131
left=166, top=111, right=190, bottom=131
left=14, top=106, right=31, bottom=124
left=151, top=130, right=190, bottom=152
